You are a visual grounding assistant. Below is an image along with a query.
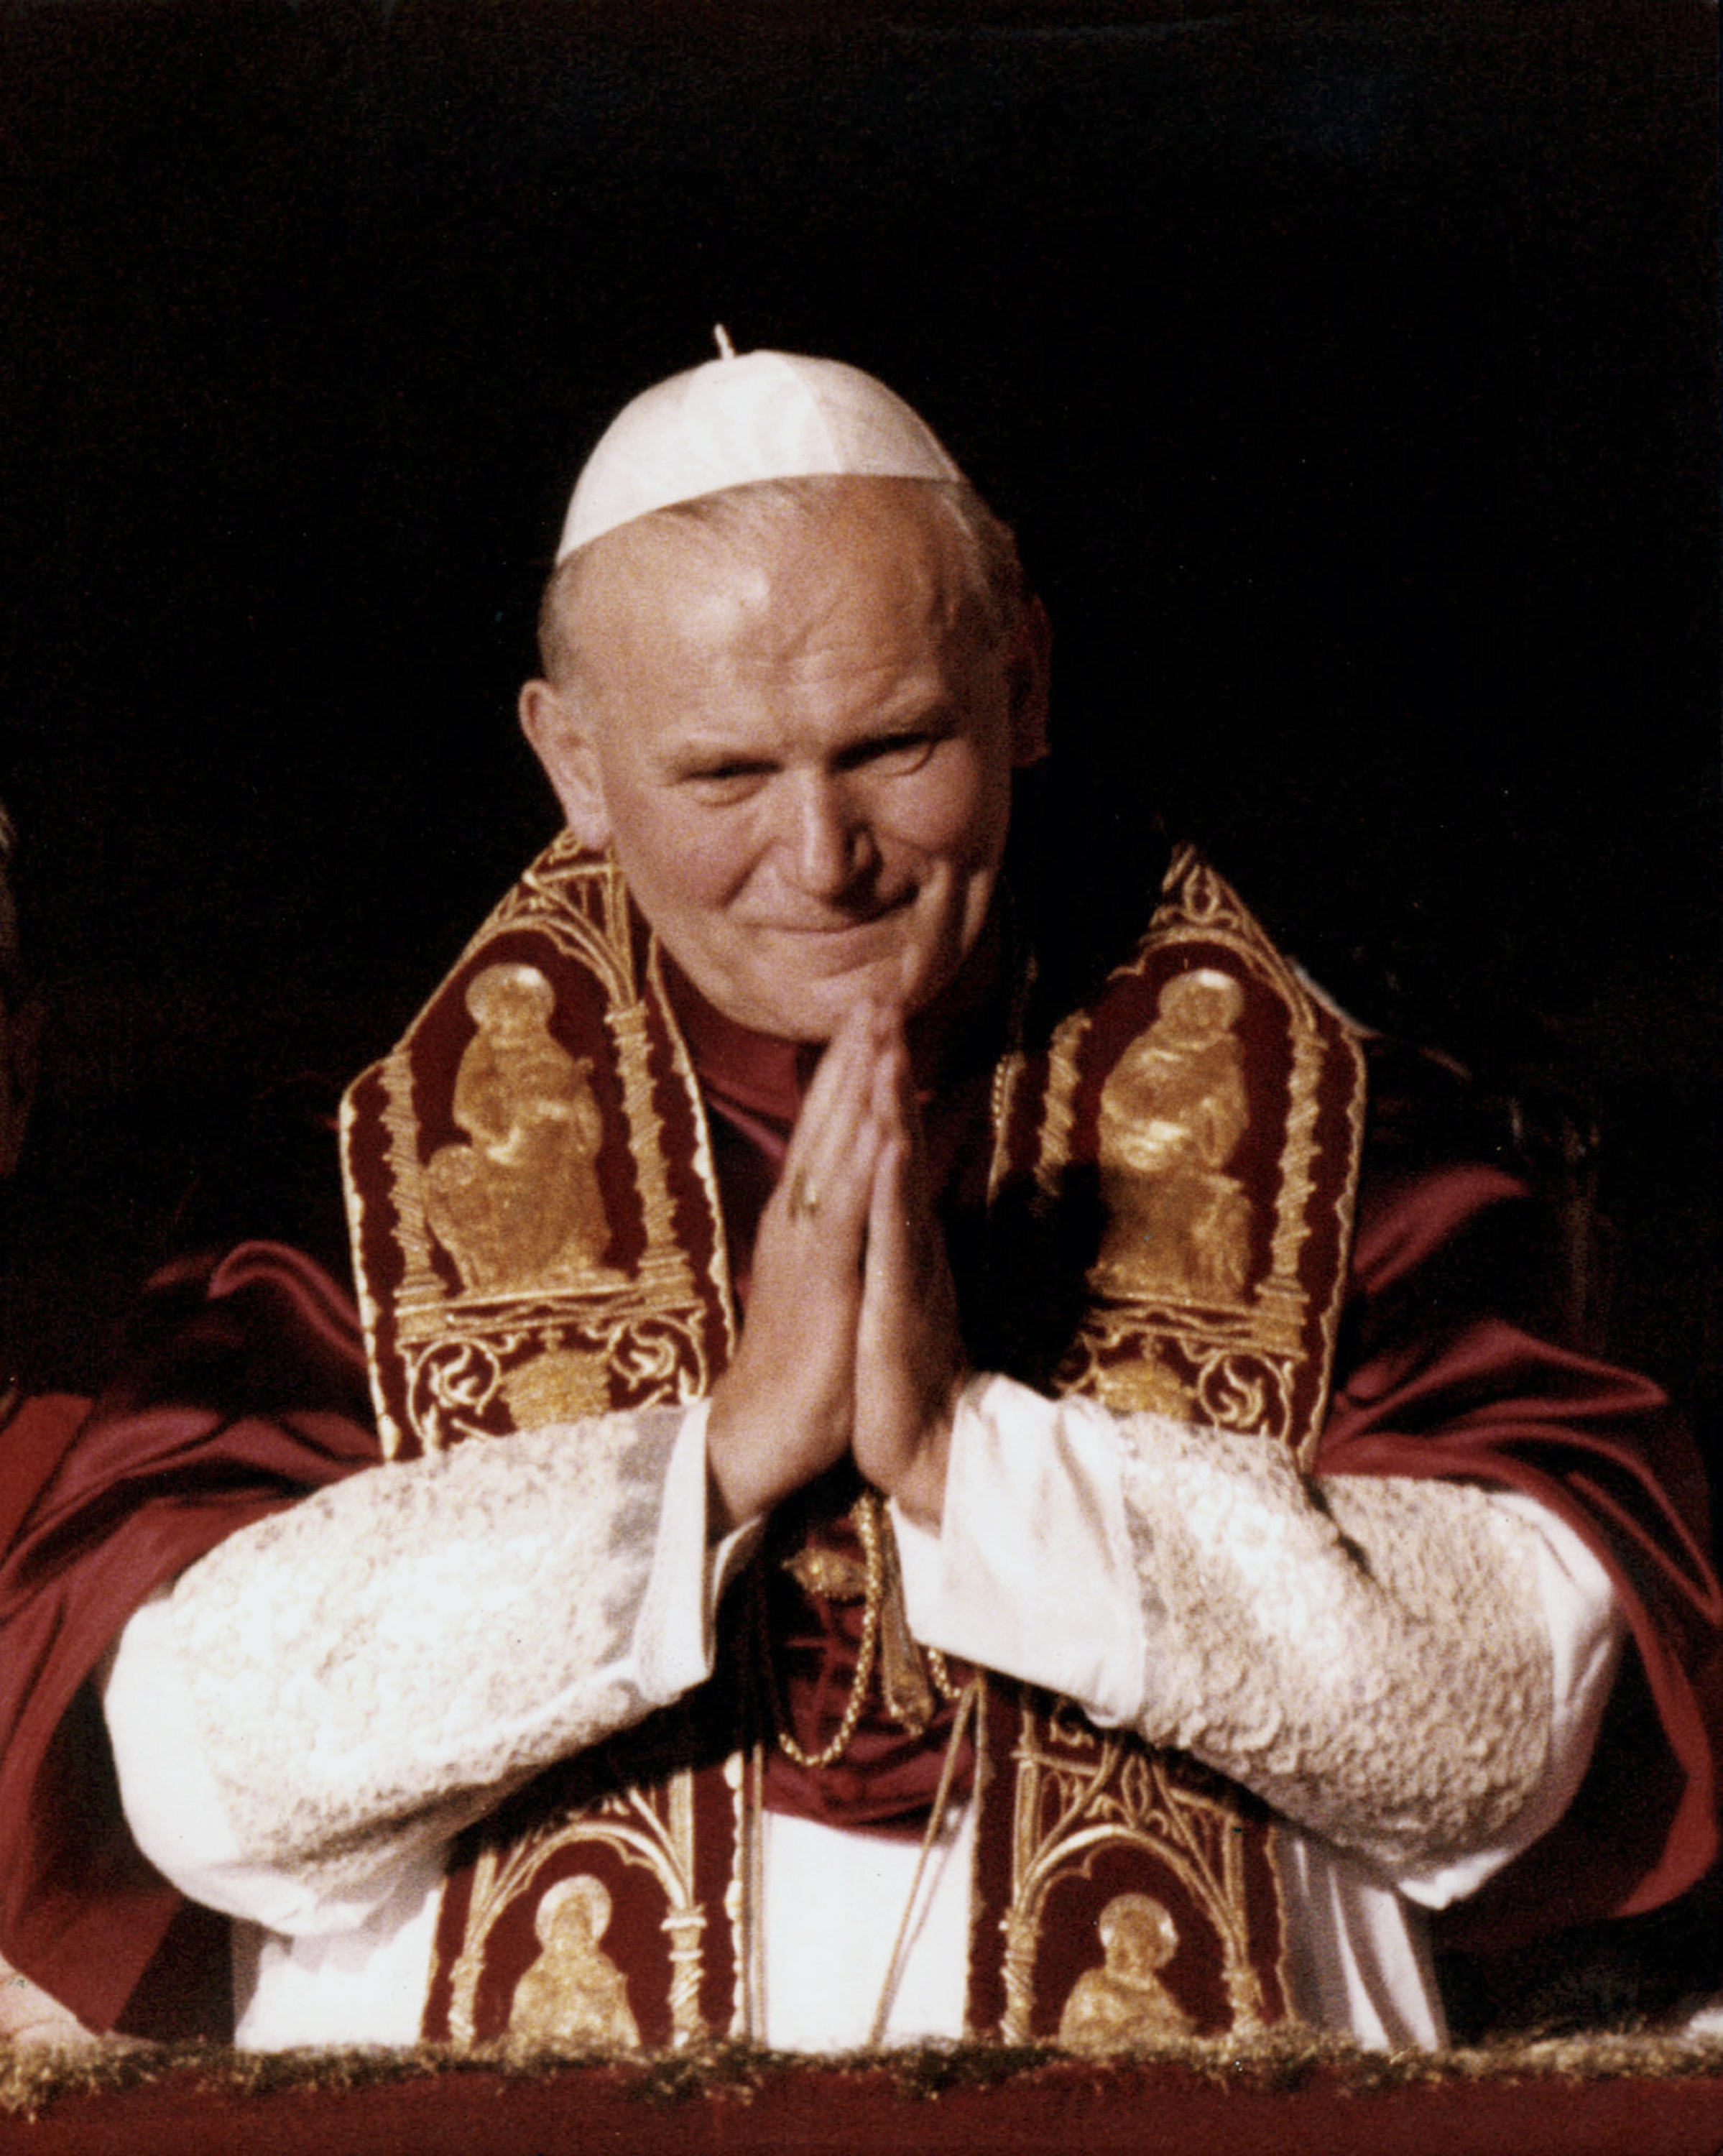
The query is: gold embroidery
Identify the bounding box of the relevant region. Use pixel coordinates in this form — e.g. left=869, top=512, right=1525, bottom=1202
left=352, top=842, right=726, bottom=1456
left=985, top=1048, right=1026, bottom=1207
left=338, top=1088, right=407, bottom=1460
left=1058, top=1894, right=1194, bottom=2050
left=723, top=1748, right=758, bottom=2043
left=660, top=1769, right=706, bottom=2043
left=1091, top=969, right=1252, bottom=1305
left=1030, top=847, right=1362, bottom=1470
left=999, top=1702, right=1272, bottom=2042
left=1085, top=1339, right=1195, bottom=1419
left=498, top=851, right=687, bottom=1298
left=425, top=963, right=623, bottom=1297
left=1067, top=1319, right=1301, bottom=1443
left=1306, top=999, right=1369, bottom=1465
left=492, top=850, right=685, bottom=1291
left=647, top=934, right=739, bottom=1365
left=982, top=848, right=1368, bottom=2034
left=447, top=1769, right=709, bottom=2050
left=500, top=1348, right=613, bottom=1427
left=877, top=1511, right=940, bottom=1736
left=1035, top=1010, right=1089, bottom=1199
left=394, top=1308, right=714, bottom=1457
left=507, top=1874, right=641, bottom=2049
left=782, top=1544, right=868, bottom=1599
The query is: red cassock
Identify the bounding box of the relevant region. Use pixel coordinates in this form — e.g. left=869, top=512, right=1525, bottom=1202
left=1, top=1044, right=1718, bottom=2037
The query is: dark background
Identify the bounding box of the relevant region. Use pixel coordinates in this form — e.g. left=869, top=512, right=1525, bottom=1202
left=1, top=0, right=1715, bottom=1480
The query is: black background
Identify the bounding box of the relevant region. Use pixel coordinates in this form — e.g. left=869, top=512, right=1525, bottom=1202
left=1, top=0, right=1716, bottom=1500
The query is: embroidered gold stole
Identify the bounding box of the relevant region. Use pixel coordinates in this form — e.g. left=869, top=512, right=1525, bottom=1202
left=340, top=834, right=1366, bottom=2048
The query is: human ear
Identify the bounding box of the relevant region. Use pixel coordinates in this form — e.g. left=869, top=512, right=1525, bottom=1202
left=519, top=680, right=612, bottom=847
left=1005, top=595, right=1052, bottom=768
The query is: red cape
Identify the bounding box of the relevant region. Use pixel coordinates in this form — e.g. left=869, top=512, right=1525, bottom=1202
left=0, top=1243, right=379, bottom=2033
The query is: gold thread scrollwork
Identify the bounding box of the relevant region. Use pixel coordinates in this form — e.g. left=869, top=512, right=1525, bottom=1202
left=1191, top=1348, right=1288, bottom=1439
left=413, top=1339, right=504, bottom=1449
left=402, top=1307, right=713, bottom=1449
left=1035, top=1011, right=1089, bottom=1200
left=1062, top=1319, right=1297, bottom=1448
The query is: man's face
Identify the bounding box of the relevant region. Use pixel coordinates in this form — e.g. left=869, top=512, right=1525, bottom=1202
left=523, top=479, right=1047, bottom=1042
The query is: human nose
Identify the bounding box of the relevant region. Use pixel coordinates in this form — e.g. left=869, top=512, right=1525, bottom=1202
left=781, top=772, right=870, bottom=895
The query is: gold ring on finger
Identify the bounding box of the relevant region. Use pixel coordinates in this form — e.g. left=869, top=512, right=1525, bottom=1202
left=789, top=1174, right=820, bottom=1220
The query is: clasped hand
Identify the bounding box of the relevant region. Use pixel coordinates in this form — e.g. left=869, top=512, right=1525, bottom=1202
left=706, top=1000, right=966, bottom=1535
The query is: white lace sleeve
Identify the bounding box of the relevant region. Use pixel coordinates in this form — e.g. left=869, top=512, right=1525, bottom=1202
left=897, top=1373, right=1616, bottom=1879
left=115, top=1400, right=748, bottom=1910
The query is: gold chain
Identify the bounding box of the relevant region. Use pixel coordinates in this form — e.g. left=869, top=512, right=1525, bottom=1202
left=766, top=1491, right=885, bottom=1770
left=924, top=1644, right=963, bottom=1705
left=762, top=1492, right=963, bottom=1764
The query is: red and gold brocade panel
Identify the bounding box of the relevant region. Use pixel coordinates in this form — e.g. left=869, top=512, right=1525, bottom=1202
left=341, top=836, right=751, bottom=2046
left=964, top=848, right=1364, bottom=2039
left=422, top=1711, right=745, bottom=2050
left=340, top=834, right=735, bottom=1460
left=984, top=846, right=1365, bottom=1470
left=966, top=1687, right=1288, bottom=2045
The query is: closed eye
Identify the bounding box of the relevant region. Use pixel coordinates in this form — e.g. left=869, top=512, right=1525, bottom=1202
left=836, top=731, right=939, bottom=775
left=677, top=758, right=777, bottom=801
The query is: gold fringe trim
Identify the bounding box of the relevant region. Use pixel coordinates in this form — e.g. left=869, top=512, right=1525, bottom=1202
left=5, top=2028, right=1723, bottom=2119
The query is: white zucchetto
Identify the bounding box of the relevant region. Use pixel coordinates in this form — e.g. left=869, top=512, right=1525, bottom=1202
left=556, top=344, right=964, bottom=559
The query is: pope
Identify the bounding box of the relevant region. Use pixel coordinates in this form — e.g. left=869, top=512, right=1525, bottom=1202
left=4, top=346, right=1717, bottom=2053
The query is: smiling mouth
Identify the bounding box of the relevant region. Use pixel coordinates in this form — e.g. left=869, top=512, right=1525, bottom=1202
left=757, top=896, right=915, bottom=938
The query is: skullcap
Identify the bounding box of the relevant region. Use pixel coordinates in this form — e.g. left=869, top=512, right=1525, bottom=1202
left=557, top=341, right=964, bottom=558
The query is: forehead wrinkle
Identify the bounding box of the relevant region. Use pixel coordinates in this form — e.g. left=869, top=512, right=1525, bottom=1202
left=571, top=527, right=759, bottom=731
left=573, top=486, right=981, bottom=740
left=757, top=509, right=973, bottom=692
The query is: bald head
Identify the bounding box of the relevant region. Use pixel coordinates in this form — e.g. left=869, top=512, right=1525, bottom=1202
left=536, top=474, right=1025, bottom=708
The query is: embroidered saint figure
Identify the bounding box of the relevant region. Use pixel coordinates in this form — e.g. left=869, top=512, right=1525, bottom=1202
left=1058, top=1892, right=1194, bottom=2051
left=507, top=1873, right=641, bottom=2050
left=425, top=962, right=623, bottom=1296
left=1092, top=967, right=1252, bottom=1304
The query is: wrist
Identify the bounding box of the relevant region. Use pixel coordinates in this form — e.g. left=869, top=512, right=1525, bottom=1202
left=705, top=1359, right=850, bottom=1534
left=705, top=1398, right=766, bottom=1537
left=890, top=1393, right=957, bottom=1533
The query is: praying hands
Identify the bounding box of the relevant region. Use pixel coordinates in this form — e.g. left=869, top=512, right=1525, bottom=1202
left=705, top=1000, right=966, bottom=1534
